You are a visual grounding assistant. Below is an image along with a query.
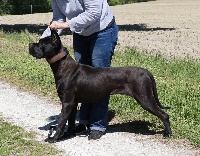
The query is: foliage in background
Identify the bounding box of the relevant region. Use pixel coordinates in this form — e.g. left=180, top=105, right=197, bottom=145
left=0, top=30, right=199, bottom=148
left=0, top=0, right=155, bottom=15
left=108, top=0, right=156, bottom=5
left=0, top=0, right=12, bottom=15
left=0, top=0, right=52, bottom=15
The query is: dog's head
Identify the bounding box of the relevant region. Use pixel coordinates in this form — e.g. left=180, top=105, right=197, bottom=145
left=29, top=30, right=62, bottom=60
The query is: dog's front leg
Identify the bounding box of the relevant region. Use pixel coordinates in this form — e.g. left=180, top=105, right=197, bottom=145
left=67, top=104, right=77, bottom=135
left=46, top=102, right=74, bottom=143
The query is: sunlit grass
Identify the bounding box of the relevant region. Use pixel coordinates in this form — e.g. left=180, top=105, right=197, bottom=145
left=0, top=118, right=60, bottom=156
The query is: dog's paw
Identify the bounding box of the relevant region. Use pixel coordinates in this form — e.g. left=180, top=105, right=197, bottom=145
left=61, top=131, right=76, bottom=140
left=45, top=137, right=58, bottom=143
left=45, top=132, right=76, bottom=143
left=48, top=125, right=57, bottom=138
left=163, top=132, right=172, bottom=138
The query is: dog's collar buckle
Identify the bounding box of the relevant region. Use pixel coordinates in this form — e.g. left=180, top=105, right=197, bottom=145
left=47, top=50, right=67, bottom=64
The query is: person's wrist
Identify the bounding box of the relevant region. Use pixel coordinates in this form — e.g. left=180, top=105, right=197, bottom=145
left=64, top=22, right=69, bottom=29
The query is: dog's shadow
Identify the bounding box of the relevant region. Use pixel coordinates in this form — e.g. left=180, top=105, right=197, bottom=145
left=106, top=110, right=162, bottom=135
left=38, top=109, right=82, bottom=131
left=39, top=110, right=162, bottom=136
left=107, top=121, right=160, bottom=135
left=38, top=114, right=60, bottom=131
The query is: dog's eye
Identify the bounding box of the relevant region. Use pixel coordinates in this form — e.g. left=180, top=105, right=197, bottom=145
left=40, top=46, right=45, bottom=52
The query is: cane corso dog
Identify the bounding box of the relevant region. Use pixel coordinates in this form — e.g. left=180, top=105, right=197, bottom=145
left=29, top=30, right=172, bottom=143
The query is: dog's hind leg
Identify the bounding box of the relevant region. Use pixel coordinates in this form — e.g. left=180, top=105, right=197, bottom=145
left=129, top=77, right=172, bottom=137
left=134, top=93, right=172, bottom=137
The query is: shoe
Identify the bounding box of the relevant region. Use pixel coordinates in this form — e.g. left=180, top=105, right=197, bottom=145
left=88, top=130, right=105, bottom=140
left=75, top=124, right=89, bottom=134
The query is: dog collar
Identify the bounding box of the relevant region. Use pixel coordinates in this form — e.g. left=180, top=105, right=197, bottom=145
left=47, top=49, right=67, bottom=64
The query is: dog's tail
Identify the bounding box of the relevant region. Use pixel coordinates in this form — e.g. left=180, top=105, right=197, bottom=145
left=148, top=71, right=171, bottom=109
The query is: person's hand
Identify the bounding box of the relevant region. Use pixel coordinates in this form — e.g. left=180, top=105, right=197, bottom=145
left=49, top=21, right=69, bottom=30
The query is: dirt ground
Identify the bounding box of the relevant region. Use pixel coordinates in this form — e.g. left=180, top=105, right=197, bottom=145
left=0, top=0, right=200, bottom=60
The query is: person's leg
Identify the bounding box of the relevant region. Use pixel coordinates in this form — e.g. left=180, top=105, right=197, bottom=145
left=88, top=22, right=118, bottom=139
left=73, top=33, right=92, bottom=130
left=73, top=22, right=118, bottom=137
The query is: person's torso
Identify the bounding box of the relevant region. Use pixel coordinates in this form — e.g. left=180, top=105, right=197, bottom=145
left=55, top=0, right=114, bottom=36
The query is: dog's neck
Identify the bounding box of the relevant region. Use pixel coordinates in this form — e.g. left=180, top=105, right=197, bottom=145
left=48, top=47, right=75, bottom=78
left=47, top=48, right=68, bottom=64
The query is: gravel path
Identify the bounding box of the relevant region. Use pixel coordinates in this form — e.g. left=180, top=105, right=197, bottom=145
left=0, top=0, right=200, bottom=155
left=0, top=82, right=199, bottom=156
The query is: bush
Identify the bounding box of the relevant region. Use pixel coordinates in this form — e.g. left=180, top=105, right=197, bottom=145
left=0, top=0, right=156, bottom=14
left=0, top=0, right=52, bottom=15
left=108, top=0, right=156, bottom=6
left=0, top=0, right=13, bottom=15
left=108, top=0, right=122, bottom=6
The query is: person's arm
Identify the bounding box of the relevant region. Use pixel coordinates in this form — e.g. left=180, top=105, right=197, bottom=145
left=41, top=0, right=67, bottom=38
left=68, top=0, right=102, bottom=33
left=50, top=0, right=102, bottom=34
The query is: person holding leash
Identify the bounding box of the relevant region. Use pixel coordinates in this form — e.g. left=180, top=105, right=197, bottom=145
left=41, top=0, right=118, bottom=140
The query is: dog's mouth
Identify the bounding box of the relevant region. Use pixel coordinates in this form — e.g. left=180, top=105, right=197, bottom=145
left=29, top=51, right=44, bottom=59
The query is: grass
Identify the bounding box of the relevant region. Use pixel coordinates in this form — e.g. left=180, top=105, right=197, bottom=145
left=0, top=30, right=199, bottom=149
left=0, top=118, right=60, bottom=156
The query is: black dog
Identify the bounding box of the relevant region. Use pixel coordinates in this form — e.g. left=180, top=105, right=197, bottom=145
left=29, top=30, right=172, bottom=143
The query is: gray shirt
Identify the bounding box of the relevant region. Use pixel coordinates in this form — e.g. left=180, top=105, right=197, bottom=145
left=41, top=0, right=114, bottom=37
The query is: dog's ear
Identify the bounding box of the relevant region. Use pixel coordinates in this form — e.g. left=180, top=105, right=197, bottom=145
left=51, top=29, right=61, bottom=46
left=51, top=30, right=60, bottom=41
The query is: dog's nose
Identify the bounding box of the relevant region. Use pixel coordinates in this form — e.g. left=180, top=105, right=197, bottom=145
left=29, top=43, right=37, bottom=52
left=28, top=43, right=35, bottom=53
left=29, top=43, right=34, bottom=48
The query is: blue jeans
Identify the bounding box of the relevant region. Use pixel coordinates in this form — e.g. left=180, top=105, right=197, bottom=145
left=73, top=22, right=118, bottom=132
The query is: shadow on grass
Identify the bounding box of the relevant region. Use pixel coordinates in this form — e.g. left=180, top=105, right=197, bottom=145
left=0, top=23, right=175, bottom=36
left=0, top=24, right=72, bottom=36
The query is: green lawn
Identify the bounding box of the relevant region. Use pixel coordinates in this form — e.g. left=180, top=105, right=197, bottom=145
left=0, top=118, right=60, bottom=156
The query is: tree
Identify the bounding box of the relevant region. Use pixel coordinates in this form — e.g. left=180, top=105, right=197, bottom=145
left=0, top=0, right=13, bottom=15
left=0, top=0, right=52, bottom=15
